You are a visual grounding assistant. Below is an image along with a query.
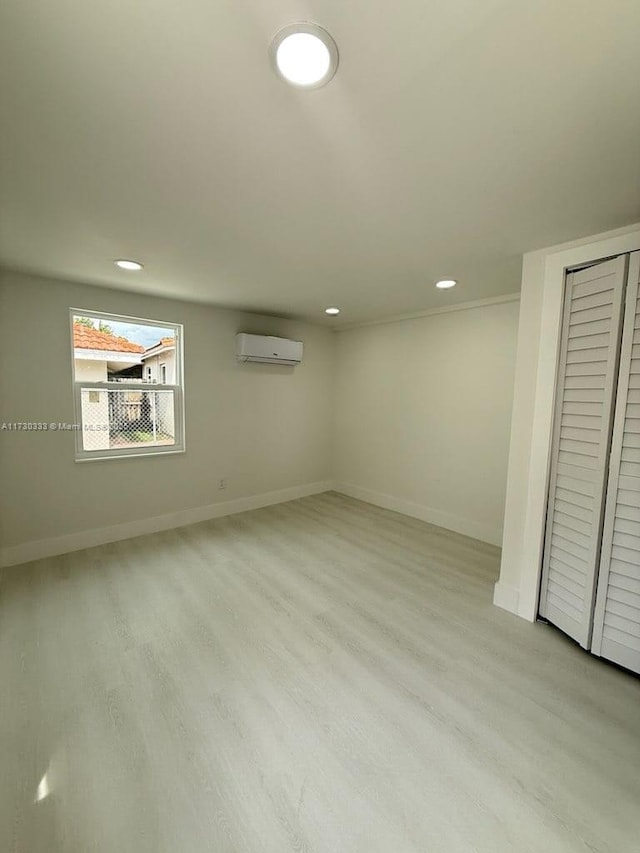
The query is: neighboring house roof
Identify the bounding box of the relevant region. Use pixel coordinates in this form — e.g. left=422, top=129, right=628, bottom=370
left=73, top=323, right=144, bottom=353
left=142, top=337, right=175, bottom=360
left=145, top=337, right=175, bottom=352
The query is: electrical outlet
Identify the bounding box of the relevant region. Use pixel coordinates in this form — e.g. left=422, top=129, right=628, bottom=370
left=218, top=478, right=227, bottom=490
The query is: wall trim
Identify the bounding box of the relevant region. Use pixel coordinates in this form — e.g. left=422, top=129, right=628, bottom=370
left=333, top=482, right=502, bottom=547
left=334, top=292, right=521, bottom=332
left=493, top=581, right=521, bottom=616
left=0, top=481, right=334, bottom=568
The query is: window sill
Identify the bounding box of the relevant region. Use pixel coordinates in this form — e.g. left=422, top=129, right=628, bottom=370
left=74, top=447, right=186, bottom=463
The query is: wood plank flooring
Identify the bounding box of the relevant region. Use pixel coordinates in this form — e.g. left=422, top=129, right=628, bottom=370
left=1, top=491, right=639, bottom=853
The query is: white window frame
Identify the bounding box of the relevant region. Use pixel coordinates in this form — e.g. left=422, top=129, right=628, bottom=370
left=70, top=309, right=185, bottom=462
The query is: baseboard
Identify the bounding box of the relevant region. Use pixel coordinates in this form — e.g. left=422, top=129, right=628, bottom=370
left=333, top=482, right=502, bottom=547
left=0, top=480, right=334, bottom=568
left=493, top=581, right=521, bottom=615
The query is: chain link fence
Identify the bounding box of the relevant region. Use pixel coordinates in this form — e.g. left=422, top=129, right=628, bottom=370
left=80, top=387, right=176, bottom=452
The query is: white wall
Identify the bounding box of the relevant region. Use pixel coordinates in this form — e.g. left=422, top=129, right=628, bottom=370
left=0, top=272, right=521, bottom=564
left=73, top=360, right=110, bottom=451
left=332, top=297, right=520, bottom=546
left=74, top=359, right=107, bottom=382
left=143, top=350, right=176, bottom=384
left=495, top=223, right=640, bottom=620
left=140, top=350, right=177, bottom=436
left=0, top=270, right=333, bottom=564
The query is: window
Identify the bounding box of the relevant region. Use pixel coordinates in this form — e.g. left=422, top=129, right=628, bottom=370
left=70, top=309, right=185, bottom=460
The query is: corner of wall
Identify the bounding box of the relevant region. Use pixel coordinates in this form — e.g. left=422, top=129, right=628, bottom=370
left=334, top=482, right=503, bottom=547
left=493, top=580, right=521, bottom=616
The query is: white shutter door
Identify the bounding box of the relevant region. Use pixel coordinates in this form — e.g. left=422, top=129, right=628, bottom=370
left=591, top=252, right=640, bottom=673
left=539, top=255, right=627, bottom=647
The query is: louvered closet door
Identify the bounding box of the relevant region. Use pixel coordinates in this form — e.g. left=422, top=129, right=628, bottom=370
left=539, top=255, right=627, bottom=648
left=591, top=252, right=640, bottom=674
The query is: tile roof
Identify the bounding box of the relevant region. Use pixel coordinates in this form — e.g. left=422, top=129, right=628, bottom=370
left=73, top=323, right=145, bottom=353
left=145, top=337, right=175, bottom=352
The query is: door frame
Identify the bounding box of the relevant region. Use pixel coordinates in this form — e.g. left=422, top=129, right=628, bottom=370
left=497, top=225, right=640, bottom=622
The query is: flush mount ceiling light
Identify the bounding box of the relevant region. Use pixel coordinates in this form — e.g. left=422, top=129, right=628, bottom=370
left=435, top=279, right=457, bottom=289
left=325, top=307, right=340, bottom=315
left=114, top=259, right=144, bottom=271
left=270, top=23, right=339, bottom=89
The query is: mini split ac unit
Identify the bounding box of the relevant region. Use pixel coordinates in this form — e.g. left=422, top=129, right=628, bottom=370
left=236, top=333, right=303, bottom=366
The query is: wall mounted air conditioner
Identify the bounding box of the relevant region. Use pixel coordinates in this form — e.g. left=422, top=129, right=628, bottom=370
left=236, top=333, right=303, bottom=366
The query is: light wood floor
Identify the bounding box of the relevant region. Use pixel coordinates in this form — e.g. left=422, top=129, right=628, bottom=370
left=1, top=492, right=639, bottom=853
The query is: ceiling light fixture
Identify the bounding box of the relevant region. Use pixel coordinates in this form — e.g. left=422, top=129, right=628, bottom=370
left=435, top=279, right=457, bottom=289
left=325, top=307, right=340, bottom=315
left=270, top=23, right=338, bottom=89
left=114, top=259, right=144, bottom=271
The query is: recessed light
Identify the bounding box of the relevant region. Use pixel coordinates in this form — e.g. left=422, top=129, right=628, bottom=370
left=325, top=307, right=340, bottom=315
left=114, top=259, right=144, bottom=271
left=271, top=23, right=338, bottom=88
left=435, top=279, right=457, bottom=289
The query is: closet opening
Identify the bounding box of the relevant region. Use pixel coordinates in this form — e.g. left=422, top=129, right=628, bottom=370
left=538, top=252, right=640, bottom=675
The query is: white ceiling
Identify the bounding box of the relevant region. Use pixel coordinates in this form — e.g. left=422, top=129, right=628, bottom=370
left=1, top=0, right=639, bottom=325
